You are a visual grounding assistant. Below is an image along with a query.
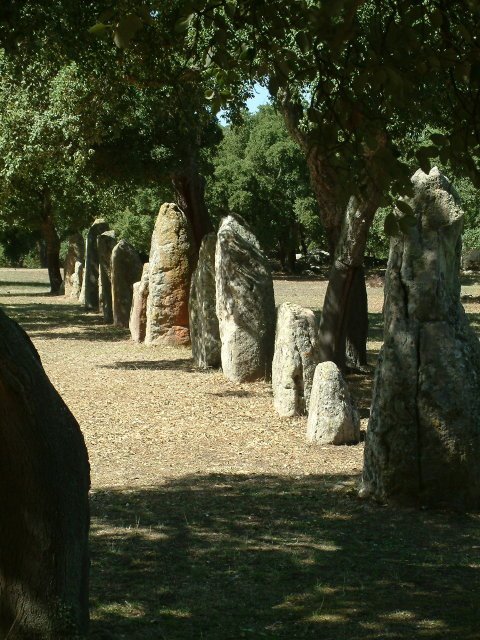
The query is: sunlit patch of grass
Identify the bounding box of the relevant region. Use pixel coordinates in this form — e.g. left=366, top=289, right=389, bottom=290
left=94, top=601, right=145, bottom=619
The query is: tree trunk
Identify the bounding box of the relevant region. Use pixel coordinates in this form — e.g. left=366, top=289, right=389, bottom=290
left=36, top=241, right=47, bottom=268
left=40, top=193, right=62, bottom=295
left=278, top=238, right=297, bottom=273
left=172, top=152, right=213, bottom=251
left=277, top=89, right=381, bottom=369
left=345, top=266, right=369, bottom=369
left=0, top=309, right=90, bottom=639
left=319, top=196, right=378, bottom=370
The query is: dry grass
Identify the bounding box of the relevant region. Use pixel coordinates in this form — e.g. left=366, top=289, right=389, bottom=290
left=1, top=267, right=479, bottom=640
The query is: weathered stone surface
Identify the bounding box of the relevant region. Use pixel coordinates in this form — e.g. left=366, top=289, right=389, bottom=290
left=0, top=308, right=90, bottom=638
left=111, top=239, right=143, bottom=328
left=97, top=230, right=117, bottom=324
left=215, top=215, right=276, bottom=382
left=462, top=248, right=480, bottom=271
left=71, top=261, right=84, bottom=300
left=189, top=233, right=221, bottom=368
left=306, top=361, right=360, bottom=444
left=129, top=262, right=150, bottom=343
left=272, top=302, right=319, bottom=416
left=361, top=167, right=480, bottom=510
left=63, top=233, right=85, bottom=299
left=81, top=219, right=109, bottom=310
left=145, top=203, right=196, bottom=346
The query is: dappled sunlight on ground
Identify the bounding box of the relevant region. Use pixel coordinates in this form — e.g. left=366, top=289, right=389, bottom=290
left=1, top=268, right=479, bottom=639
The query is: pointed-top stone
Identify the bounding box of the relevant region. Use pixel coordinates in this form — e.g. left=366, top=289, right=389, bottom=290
left=362, top=167, right=480, bottom=510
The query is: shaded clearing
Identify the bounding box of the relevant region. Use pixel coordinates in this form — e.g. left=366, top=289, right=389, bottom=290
left=90, top=474, right=480, bottom=640
left=1, top=268, right=480, bottom=639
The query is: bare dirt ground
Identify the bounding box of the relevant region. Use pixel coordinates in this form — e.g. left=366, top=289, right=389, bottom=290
left=2, top=268, right=480, bottom=640
left=0, top=270, right=370, bottom=489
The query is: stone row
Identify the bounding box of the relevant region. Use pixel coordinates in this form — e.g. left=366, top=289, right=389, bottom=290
left=65, top=220, right=143, bottom=328
left=65, top=167, right=480, bottom=509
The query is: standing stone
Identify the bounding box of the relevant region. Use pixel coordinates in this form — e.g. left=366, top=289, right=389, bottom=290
left=145, top=203, right=196, bottom=346
left=81, top=219, right=109, bottom=310
left=189, top=232, right=221, bottom=368
left=111, top=239, right=143, bottom=328
left=71, top=261, right=84, bottom=300
left=216, top=215, right=276, bottom=382
left=129, top=263, right=150, bottom=343
left=272, top=302, right=320, bottom=416
left=63, top=233, right=85, bottom=299
left=0, top=308, right=90, bottom=639
left=306, top=361, right=360, bottom=444
left=361, top=167, right=480, bottom=510
left=97, top=230, right=117, bottom=324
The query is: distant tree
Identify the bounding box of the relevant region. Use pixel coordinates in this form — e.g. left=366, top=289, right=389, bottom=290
left=0, top=55, right=103, bottom=292
left=208, top=106, right=321, bottom=270
left=0, top=1, right=225, bottom=248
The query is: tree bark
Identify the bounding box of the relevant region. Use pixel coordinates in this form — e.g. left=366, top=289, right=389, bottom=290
left=277, top=90, right=376, bottom=369
left=172, top=152, right=213, bottom=251
left=0, top=309, right=90, bottom=639
left=318, top=196, right=378, bottom=370
left=345, top=266, right=369, bottom=369
left=40, top=193, right=62, bottom=295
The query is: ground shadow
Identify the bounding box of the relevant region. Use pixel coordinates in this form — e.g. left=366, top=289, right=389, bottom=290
left=89, top=473, right=480, bottom=640
left=460, top=272, right=480, bottom=286
left=273, top=274, right=328, bottom=282
left=0, top=301, right=129, bottom=342
left=0, top=280, right=49, bottom=289
left=0, top=291, right=53, bottom=298
left=209, top=389, right=254, bottom=398
left=466, top=312, right=480, bottom=334
left=461, top=295, right=480, bottom=304
left=101, top=359, right=197, bottom=373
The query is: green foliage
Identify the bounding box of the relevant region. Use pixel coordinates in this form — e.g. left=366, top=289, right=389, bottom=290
left=366, top=208, right=389, bottom=260
left=207, top=106, right=322, bottom=263
left=22, top=248, right=42, bottom=269
left=0, top=222, right=41, bottom=267
left=294, top=195, right=326, bottom=252
left=366, top=174, right=480, bottom=259
left=0, top=53, right=105, bottom=240
left=454, top=176, right=480, bottom=250
left=164, top=0, right=480, bottom=220
left=106, top=187, right=169, bottom=256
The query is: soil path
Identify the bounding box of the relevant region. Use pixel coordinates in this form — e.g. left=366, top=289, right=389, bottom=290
left=0, top=269, right=367, bottom=489
left=2, top=268, right=480, bottom=640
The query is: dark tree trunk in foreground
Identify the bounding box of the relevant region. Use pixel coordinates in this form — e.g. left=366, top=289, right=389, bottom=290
left=278, top=92, right=374, bottom=370
left=172, top=152, right=213, bottom=251
left=318, top=196, right=377, bottom=371
left=0, top=310, right=90, bottom=639
left=40, top=192, right=62, bottom=295
left=345, top=266, right=369, bottom=369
